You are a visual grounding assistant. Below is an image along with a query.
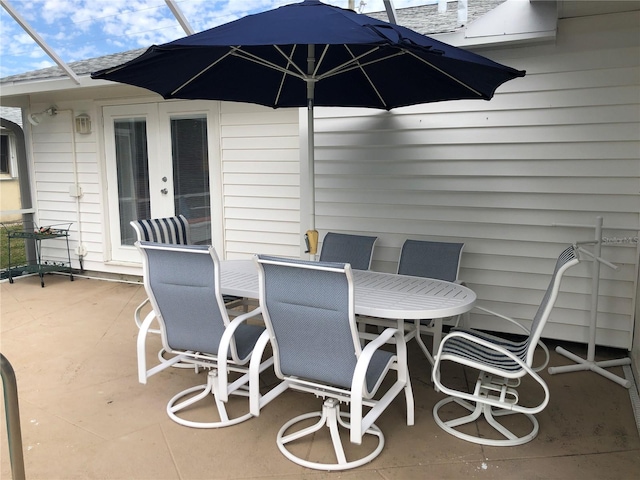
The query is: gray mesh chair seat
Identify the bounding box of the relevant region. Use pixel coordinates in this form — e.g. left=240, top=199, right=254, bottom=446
left=318, top=232, right=377, bottom=270
left=254, top=255, right=414, bottom=471
left=432, top=245, right=580, bottom=446
left=136, top=241, right=273, bottom=428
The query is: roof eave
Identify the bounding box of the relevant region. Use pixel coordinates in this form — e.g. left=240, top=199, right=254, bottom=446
left=435, top=0, right=557, bottom=49
left=0, top=76, right=147, bottom=104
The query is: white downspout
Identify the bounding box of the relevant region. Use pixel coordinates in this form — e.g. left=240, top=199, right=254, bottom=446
left=57, top=109, right=86, bottom=269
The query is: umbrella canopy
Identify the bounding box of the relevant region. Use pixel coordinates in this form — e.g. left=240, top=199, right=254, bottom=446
left=92, top=0, right=525, bottom=240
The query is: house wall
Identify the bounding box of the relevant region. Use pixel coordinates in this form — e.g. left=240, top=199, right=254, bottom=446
left=308, top=11, right=639, bottom=349
left=0, top=180, right=21, bottom=222
left=25, top=97, right=299, bottom=275
left=220, top=102, right=300, bottom=259
left=23, top=103, right=99, bottom=269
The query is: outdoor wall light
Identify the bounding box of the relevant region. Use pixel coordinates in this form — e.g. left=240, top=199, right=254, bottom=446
left=74, top=113, right=92, bottom=134
left=28, top=106, right=57, bottom=126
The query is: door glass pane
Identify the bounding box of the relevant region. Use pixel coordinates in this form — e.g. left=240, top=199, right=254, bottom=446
left=114, top=118, right=150, bottom=245
left=171, top=117, right=211, bottom=245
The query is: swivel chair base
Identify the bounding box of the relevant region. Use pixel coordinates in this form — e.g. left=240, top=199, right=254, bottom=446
left=167, top=369, right=252, bottom=428
left=433, top=396, right=539, bottom=447
left=277, top=398, right=384, bottom=471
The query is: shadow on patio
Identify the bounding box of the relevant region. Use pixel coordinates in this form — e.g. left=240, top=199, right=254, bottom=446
left=2, top=273, right=639, bottom=479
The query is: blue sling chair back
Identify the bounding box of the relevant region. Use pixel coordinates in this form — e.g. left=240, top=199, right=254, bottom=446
left=398, top=239, right=465, bottom=363
left=319, top=232, right=378, bottom=270
left=131, top=215, right=243, bottom=369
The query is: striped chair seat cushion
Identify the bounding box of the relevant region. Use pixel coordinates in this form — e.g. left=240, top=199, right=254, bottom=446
left=440, top=327, right=529, bottom=374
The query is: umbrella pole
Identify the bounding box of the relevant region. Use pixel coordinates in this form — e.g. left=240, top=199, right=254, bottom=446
left=304, top=99, right=319, bottom=260
left=306, top=44, right=318, bottom=259
left=308, top=98, right=315, bottom=234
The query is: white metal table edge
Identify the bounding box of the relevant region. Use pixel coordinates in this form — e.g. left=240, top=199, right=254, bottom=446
left=220, top=260, right=476, bottom=318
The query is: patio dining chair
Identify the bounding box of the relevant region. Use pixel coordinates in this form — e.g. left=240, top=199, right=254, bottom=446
left=135, top=241, right=274, bottom=428
left=432, top=245, right=580, bottom=446
left=132, top=215, right=191, bottom=333
left=253, top=254, right=414, bottom=471
left=131, top=215, right=243, bottom=328
left=398, top=239, right=465, bottom=362
left=355, top=239, right=465, bottom=363
left=131, top=215, right=243, bottom=368
left=319, top=232, right=378, bottom=270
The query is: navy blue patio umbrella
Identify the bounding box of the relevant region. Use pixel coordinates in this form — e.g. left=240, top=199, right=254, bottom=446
left=92, top=0, right=525, bottom=244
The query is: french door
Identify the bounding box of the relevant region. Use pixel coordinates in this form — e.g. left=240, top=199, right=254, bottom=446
left=103, top=102, right=222, bottom=263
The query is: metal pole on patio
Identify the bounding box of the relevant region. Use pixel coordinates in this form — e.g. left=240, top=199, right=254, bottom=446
left=1, top=353, right=26, bottom=480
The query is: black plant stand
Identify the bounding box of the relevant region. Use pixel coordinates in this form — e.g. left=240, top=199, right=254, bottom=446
left=3, top=222, right=74, bottom=287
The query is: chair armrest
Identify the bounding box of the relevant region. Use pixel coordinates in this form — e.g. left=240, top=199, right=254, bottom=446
left=134, top=298, right=149, bottom=328
left=350, top=327, right=410, bottom=443
left=432, top=330, right=550, bottom=414
left=137, top=309, right=156, bottom=384
left=134, top=297, right=161, bottom=334
left=353, top=327, right=405, bottom=397
left=473, top=305, right=530, bottom=333
left=136, top=309, right=184, bottom=384
left=217, top=307, right=264, bottom=401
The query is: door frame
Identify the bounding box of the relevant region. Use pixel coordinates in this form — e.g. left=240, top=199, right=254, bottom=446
left=100, top=100, right=224, bottom=264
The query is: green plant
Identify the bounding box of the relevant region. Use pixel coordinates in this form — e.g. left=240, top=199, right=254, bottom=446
left=0, top=224, right=27, bottom=270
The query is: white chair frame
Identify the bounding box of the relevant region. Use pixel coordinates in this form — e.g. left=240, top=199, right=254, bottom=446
left=136, top=242, right=274, bottom=428
left=249, top=255, right=414, bottom=471
left=431, top=245, right=580, bottom=446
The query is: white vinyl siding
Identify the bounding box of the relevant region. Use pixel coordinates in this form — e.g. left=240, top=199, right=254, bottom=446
left=220, top=102, right=300, bottom=258
left=28, top=105, right=102, bottom=271
left=309, top=11, right=639, bottom=349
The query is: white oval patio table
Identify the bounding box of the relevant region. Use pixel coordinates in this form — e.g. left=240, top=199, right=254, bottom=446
left=219, top=259, right=476, bottom=364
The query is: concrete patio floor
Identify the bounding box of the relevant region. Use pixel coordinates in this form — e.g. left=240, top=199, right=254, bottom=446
left=1, top=272, right=639, bottom=479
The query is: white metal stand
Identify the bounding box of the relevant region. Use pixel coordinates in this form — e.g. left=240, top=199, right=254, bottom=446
left=548, top=216, right=635, bottom=389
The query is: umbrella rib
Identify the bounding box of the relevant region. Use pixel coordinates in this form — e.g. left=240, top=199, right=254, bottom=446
left=273, top=45, right=307, bottom=78
left=405, top=50, right=485, bottom=98
left=316, top=49, right=409, bottom=88
left=343, top=44, right=388, bottom=109
left=315, top=46, right=385, bottom=80
left=234, top=46, right=306, bottom=80
left=274, top=45, right=299, bottom=106
left=173, top=45, right=308, bottom=97
left=312, top=44, right=331, bottom=77
left=172, top=46, right=241, bottom=96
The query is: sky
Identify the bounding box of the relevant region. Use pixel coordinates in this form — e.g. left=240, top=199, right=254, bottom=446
left=0, top=0, right=437, bottom=79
